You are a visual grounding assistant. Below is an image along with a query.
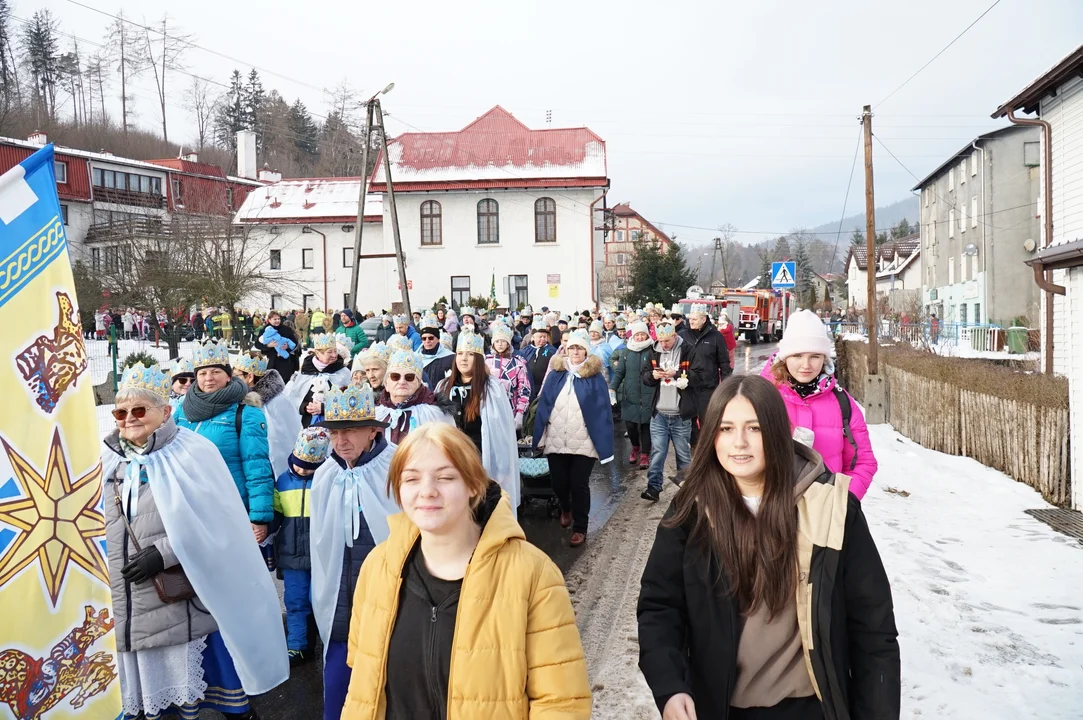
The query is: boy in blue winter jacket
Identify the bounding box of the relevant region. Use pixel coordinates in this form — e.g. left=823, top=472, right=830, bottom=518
left=271, top=426, right=330, bottom=665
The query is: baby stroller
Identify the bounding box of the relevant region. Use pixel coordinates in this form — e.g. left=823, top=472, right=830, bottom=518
left=518, top=441, right=561, bottom=518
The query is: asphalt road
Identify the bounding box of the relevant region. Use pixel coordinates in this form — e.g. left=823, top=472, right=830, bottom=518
left=242, top=340, right=779, bottom=719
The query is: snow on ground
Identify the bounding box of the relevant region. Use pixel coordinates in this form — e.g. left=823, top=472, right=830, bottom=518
left=865, top=424, right=1083, bottom=719
left=586, top=424, right=1083, bottom=720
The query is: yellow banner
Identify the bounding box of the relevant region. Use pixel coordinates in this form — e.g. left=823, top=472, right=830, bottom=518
left=0, top=146, right=121, bottom=718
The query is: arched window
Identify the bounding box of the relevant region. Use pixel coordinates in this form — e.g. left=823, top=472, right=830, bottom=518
left=477, top=199, right=499, bottom=244
left=420, top=200, right=442, bottom=245
left=534, top=197, right=556, bottom=243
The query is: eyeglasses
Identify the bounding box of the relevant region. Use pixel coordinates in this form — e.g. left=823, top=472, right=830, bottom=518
left=388, top=373, right=417, bottom=383
left=175, top=377, right=193, bottom=385
left=112, top=406, right=156, bottom=421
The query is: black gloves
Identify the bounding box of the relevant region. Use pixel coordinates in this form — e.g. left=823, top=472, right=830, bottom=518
left=122, top=546, right=165, bottom=584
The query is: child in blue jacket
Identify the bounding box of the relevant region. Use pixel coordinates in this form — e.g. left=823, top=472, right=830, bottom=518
left=271, top=426, right=330, bottom=665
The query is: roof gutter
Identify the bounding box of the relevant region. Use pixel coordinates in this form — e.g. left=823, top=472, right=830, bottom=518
left=1004, top=109, right=1062, bottom=375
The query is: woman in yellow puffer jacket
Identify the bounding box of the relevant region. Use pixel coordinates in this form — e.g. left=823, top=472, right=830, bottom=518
left=342, top=423, right=591, bottom=720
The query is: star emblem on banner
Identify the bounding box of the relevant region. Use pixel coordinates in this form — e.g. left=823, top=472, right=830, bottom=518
left=0, top=430, right=107, bottom=607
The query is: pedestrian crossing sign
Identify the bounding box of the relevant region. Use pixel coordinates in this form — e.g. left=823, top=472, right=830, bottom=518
left=771, top=261, right=796, bottom=288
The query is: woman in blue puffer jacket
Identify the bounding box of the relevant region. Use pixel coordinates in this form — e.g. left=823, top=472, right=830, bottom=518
left=176, top=341, right=276, bottom=542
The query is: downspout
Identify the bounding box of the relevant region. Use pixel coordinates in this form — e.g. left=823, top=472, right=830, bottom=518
left=1005, top=109, right=1063, bottom=375
left=972, top=141, right=987, bottom=323
left=589, top=188, right=609, bottom=308
left=304, top=226, right=329, bottom=312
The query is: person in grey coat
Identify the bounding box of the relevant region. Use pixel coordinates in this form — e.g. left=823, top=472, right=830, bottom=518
left=103, top=363, right=286, bottom=720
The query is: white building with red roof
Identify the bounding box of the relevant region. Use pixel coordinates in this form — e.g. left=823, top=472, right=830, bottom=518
left=236, top=106, right=610, bottom=313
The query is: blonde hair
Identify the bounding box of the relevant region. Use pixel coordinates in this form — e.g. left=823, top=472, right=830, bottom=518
left=387, top=423, right=490, bottom=510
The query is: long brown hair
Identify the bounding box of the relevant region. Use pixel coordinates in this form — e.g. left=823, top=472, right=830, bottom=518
left=441, top=352, right=489, bottom=422
left=665, top=375, right=798, bottom=617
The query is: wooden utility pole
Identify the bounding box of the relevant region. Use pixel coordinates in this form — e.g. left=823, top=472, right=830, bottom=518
left=347, top=101, right=375, bottom=315
left=863, top=105, right=878, bottom=374
left=709, top=237, right=720, bottom=292
left=374, top=100, right=413, bottom=319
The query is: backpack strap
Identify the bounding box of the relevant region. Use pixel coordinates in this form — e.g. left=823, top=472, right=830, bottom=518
left=834, top=387, right=858, bottom=471
left=235, top=402, right=245, bottom=437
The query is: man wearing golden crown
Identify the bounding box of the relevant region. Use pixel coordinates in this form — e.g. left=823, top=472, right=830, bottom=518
left=308, top=383, right=398, bottom=720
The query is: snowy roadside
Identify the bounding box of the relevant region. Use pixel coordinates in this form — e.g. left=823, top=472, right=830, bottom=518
left=574, top=426, right=1083, bottom=720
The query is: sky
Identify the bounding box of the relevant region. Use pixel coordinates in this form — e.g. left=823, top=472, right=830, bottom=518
left=19, top=0, right=1083, bottom=246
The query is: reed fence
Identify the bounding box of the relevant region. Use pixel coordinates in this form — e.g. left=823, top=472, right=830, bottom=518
left=836, top=340, right=1071, bottom=506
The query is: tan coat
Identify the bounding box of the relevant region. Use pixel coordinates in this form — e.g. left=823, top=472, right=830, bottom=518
left=343, top=495, right=592, bottom=719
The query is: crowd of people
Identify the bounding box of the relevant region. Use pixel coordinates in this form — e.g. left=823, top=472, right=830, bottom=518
left=102, top=300, right=898, bottom=720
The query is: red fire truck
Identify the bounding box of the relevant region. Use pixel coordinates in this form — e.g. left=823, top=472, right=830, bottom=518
left=726, top=289, right=792, bottom=343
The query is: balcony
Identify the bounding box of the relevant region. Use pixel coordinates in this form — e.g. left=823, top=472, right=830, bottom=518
left=85, top=215, right=236, bottom=244
left=93, top=186, right=167, bottom=209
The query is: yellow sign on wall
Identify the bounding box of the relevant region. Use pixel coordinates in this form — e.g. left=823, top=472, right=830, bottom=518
left=548, top=284, right=559, bottom=298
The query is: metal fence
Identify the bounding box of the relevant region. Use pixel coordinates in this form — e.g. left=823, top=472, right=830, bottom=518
left=830, top=320, right=1015, bottom=353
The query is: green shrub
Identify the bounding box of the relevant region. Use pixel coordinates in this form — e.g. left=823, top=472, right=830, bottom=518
left=122, top=351, right=159, bottom=370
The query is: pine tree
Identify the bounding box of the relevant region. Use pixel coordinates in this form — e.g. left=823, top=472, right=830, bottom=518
left=620, top=242, right=696, bottom=309
left=850, top=228, right=864, bottom=246
left=214, top=69, right=246, bottom=152
left=244, top=68, right=264, bottom=147
left=773, top=235, right=791, bottom=260
left=0, top=0, right=18, bottom=118
left=20, top=9, right=61, bottom=123
left=757, top=247, right=772, bottom=289
left=890, top=218, right=913, bottom=239
left=288, top=99, right=318, bottom=157
left=794, top=239, right=814, bottom=299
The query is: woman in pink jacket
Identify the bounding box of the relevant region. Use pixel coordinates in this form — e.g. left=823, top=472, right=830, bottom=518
left=761, top=309, right=878, bottom=499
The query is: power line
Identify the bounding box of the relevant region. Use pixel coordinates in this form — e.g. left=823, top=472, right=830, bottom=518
left=875, top=0, right=1004, bottom=109
left=830, top=124, right=864, bottom=272
left=61, top=0, right=328, bottom=94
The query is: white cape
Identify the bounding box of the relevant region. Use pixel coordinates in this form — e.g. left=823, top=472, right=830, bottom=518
left=263, top=392, right=302, bottom=479
left=438, top=376, right=521, bottom=512
left=309, top=445, right=398, bottom=650
left=101, top=428, right=288, bottom=695
left=284, top=366, right=353, bottom=411
left=376, top=402, right=454, bottom=445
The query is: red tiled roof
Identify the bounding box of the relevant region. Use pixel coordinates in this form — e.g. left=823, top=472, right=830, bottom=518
left=371, top=106, right=607, bottom=190
left=149, top=158, right=227, bottom=178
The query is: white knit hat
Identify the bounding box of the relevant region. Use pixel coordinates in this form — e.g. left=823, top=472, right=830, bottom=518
left=628, top=321, right=650, bottom=338
left=776, top=310, right=834, bottom=363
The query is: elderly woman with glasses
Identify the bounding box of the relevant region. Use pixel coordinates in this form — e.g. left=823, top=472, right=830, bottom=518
left=375, top=349, right=454, bottom=445
left=102, top=363, right=287, bottom=720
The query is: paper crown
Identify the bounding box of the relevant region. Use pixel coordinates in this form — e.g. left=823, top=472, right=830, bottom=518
left=119, top=362, right=171, bottom=400
left=656, top=323, right=676, bottom=339
left=387, top=334, right=414, bottom=352
left=440, top=331, right=453, bottom=350
left=522, top=304, right=533, bottom=315
left=193, top=340, right=231, bottom=370
left=531, top=317, right=549, bottom=331
left=358, top=341, right=392, bottom=363
left=615, top=316, right=628, bottom=328
left=313, top=333, right=338, bottom=350
left=558, top=314, right=570, bottom=323
left=490, top=323, right=513, bottom=343
left=689, top=303, right=710, bottom=315
left=457, top=330, right=485, bottom=355
left=589, top=320, right=603, bottom=334
left=322, top=383, right=380, bottom=425
left=392, top=314, right=409, bottom=325
left=388, top=349, right=425, bottom=376
left=419, top=313, right=442, bottom=333
left=292, top=427, right=331, bottom=466
left=235, top=352, right=269, bottom=376
left=459, top=306, right=476, bottom=318
left=335, top=332, right=354, bottom=353
left=604, top=313, right=616, bottom=322
left=171, top=357, right=194, bottom=379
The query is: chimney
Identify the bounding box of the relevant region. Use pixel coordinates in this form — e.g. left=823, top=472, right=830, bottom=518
left=182, top=152, right=199, bottom=162
left=258, top=164, right=282, bottom=183
left=236, top=129, right=257, bottom=180
left=28, top=130, right=47, bottom=145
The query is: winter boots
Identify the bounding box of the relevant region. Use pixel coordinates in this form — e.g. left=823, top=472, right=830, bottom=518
left=628, top=446, right=640, bottom=463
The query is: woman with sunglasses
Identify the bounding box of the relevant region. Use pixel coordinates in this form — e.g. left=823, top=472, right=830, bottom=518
left=103, top=363, right=287, bottom=720
left=168, top=358, right=195, bottom=409
left=637, top=375, right=899, bottom=720
left=376, top=349, right=454, bottom=445
left=437, top=330, right=521, bottom=511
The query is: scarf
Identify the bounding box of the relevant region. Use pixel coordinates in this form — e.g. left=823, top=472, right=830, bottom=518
left=627, top=338, right=652, bottom=353
left=313, top=356, right=331, bottom=372
left=566, top=357, right=586, bottom=378
left=182, top=376, right=249, bottom=422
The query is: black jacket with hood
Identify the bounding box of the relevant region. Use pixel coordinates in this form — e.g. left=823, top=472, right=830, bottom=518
left=640, top=335, right=696, bottom=420
left=637, top=444, right=900, bottom=720
left=678, top=319, right=733, bottom=392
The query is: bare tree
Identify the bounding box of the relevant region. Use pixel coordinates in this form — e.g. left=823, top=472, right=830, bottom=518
left=184, top=76, right=217, bottom=150
left=83, top=51, right=109, bottom=124
left=713, top=223, right=740, bottom=290
left=140, top=15, right=193, bottom=143
left=106, top=12, right=143, bottom=134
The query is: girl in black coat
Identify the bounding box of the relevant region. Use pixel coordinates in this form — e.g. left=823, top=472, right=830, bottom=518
left=637, top=375, right=899, bottom=720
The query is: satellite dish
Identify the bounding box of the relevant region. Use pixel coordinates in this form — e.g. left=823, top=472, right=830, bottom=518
left=686, top=285, right=704, bottom=298
left=1023, top=238, right=1036, bottom=253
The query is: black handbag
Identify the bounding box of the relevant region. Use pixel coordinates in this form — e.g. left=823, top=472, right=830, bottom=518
left=112, top=477, right=196, bottom=604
